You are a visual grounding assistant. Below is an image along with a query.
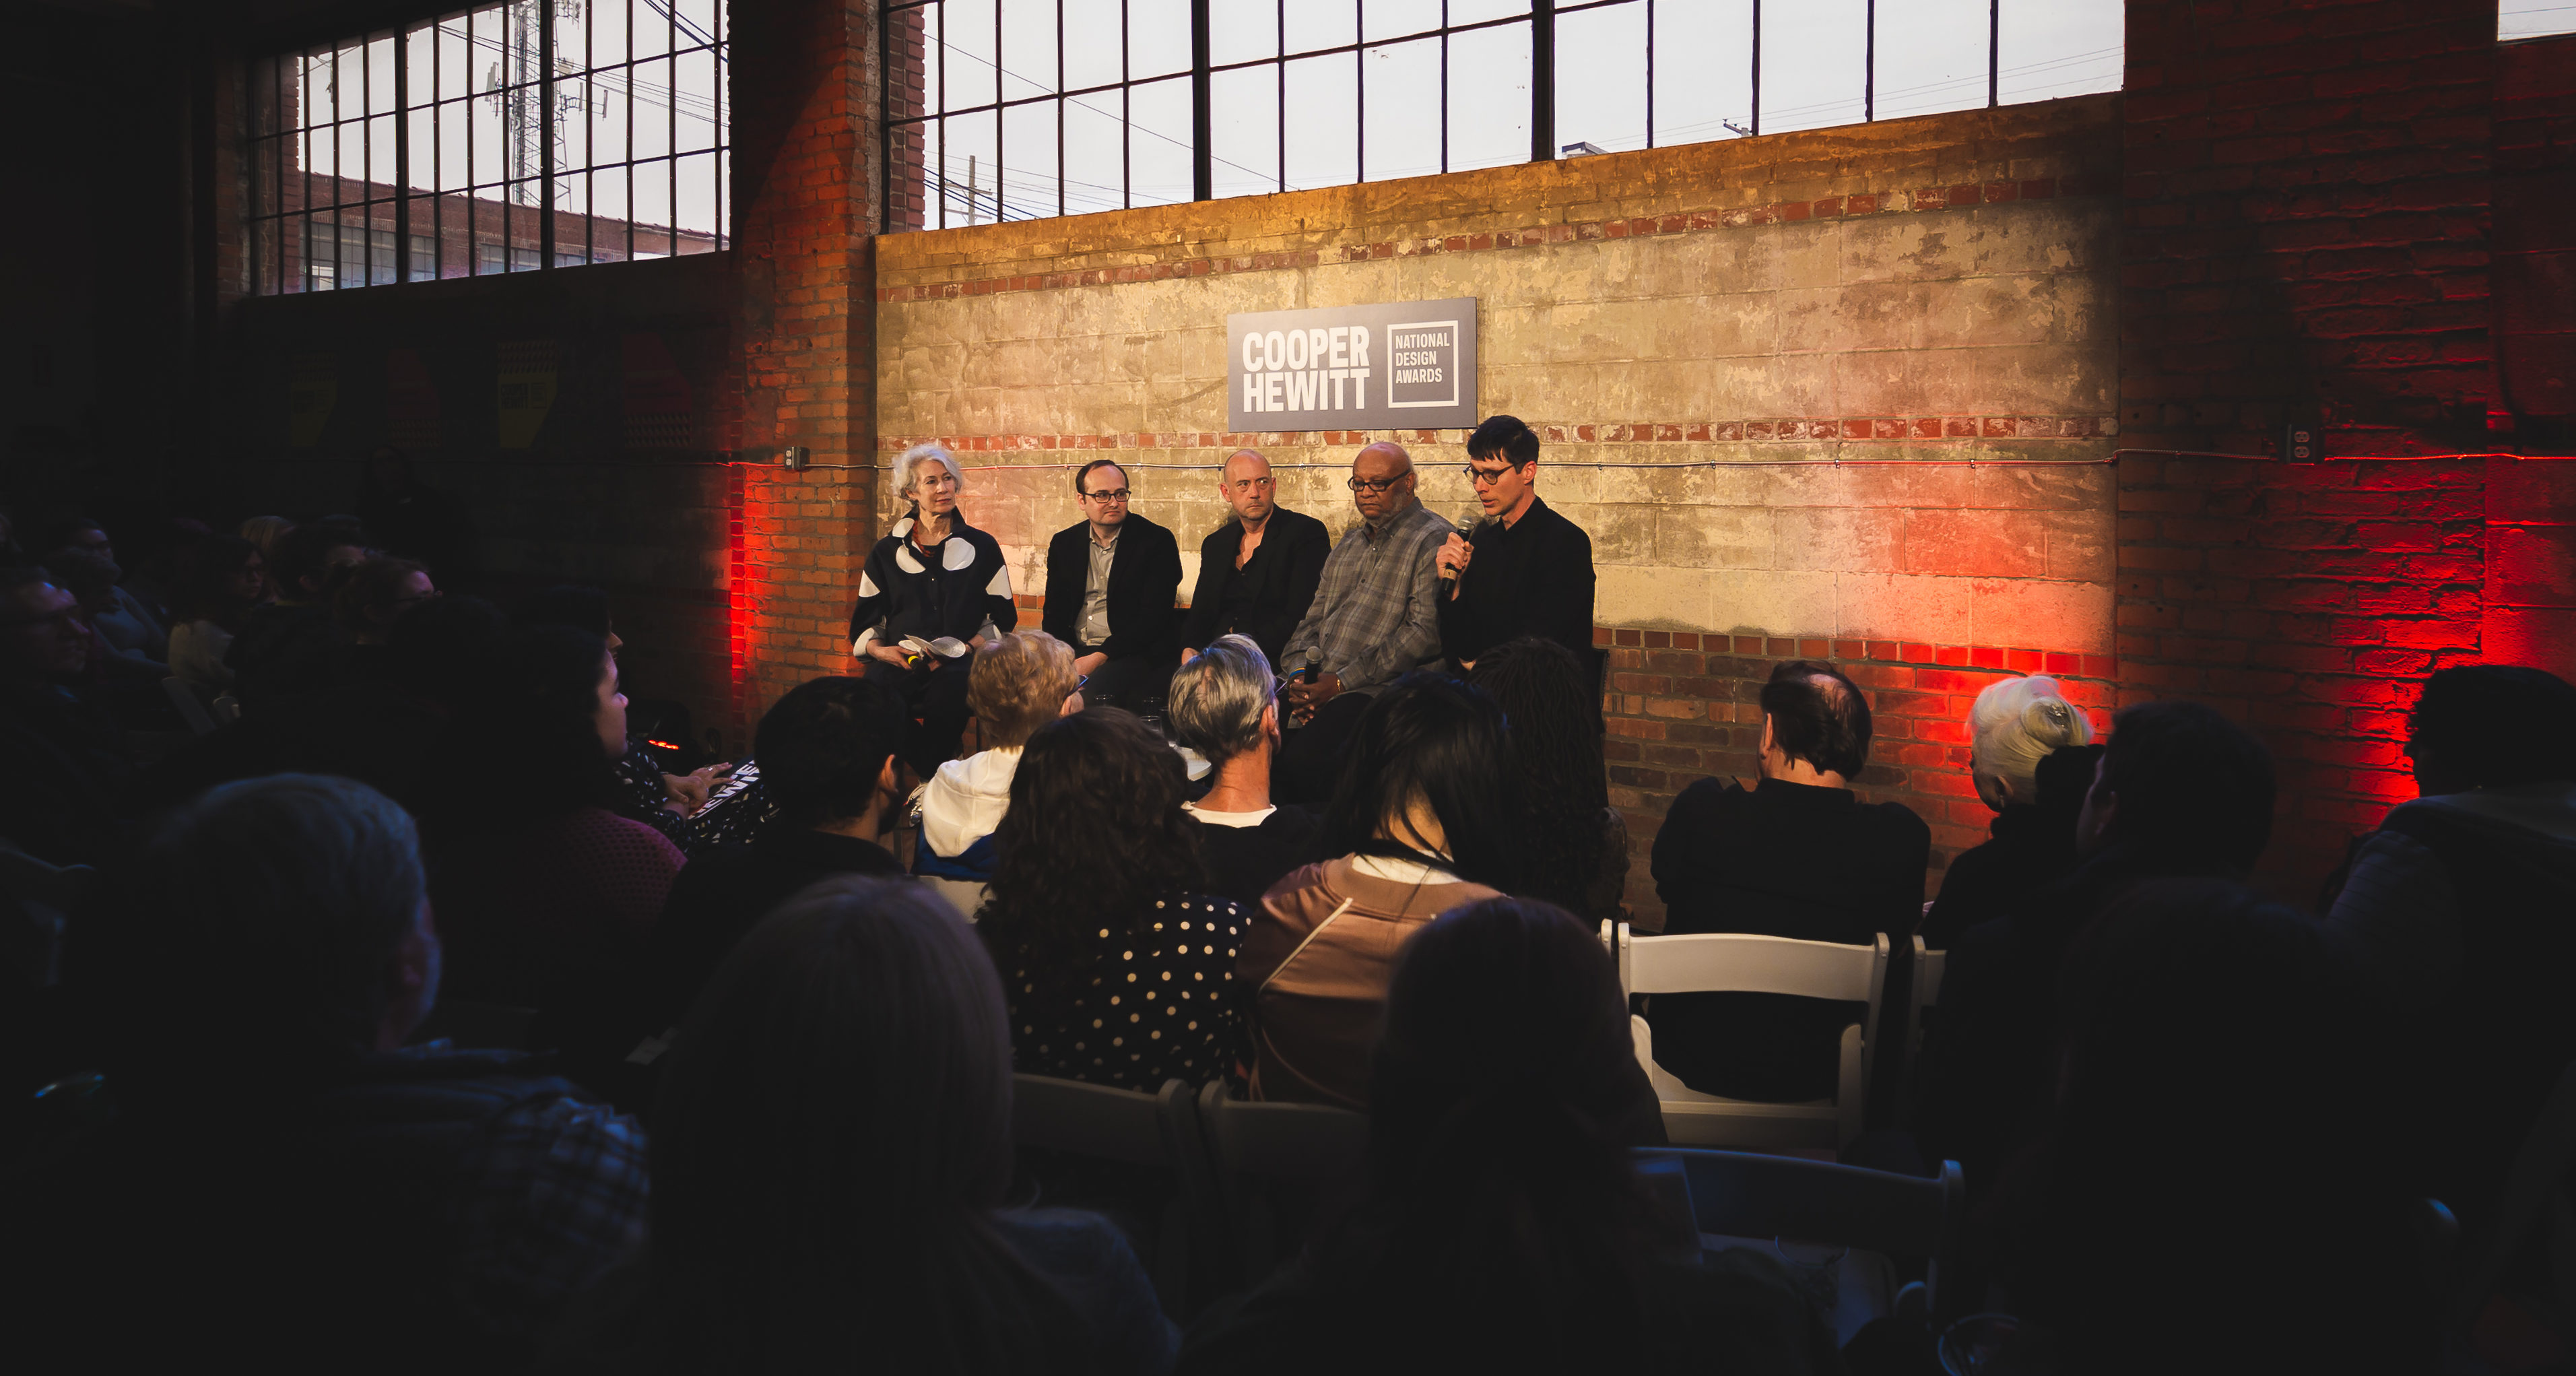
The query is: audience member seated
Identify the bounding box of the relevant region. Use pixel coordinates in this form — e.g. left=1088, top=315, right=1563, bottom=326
left=1470, top=636, right=1628, bottom=921
left=44, top=545, right=166, bottom=680
left=335, top=556, right=436, bottom=645
left=1169, top=634, right=1322, bottom=909
left=547, top=878, right=1176, bottom=1375
left=979, top=709, right=1245, bottom=1092
left=238, top=513, right=296, bottom=564
left=2325, top=663, right=2576, bottom=1234
left=1243, top=673, right=1513, bottom=1108
left=1644, top=661, right=1929, bottom=1105
left=1917, top=698, right=2274, bottom=1195
left=1179, top=898, right=1835, bottom=1376
left=164, top=533, right=265, bottom=698
left=849, top=443, right=1018, bottom=779
left=1919, top=676, right=2098, bottom=950
left=226, top=517, right=368, bottom=709
left=1992, top=878, right=2431, bottom=1376
left=649, top=675, right=911, bottom=1036
left=21, top=774, right=646, bottom=1373
left=418, top=624, right=684, bottom=1078
left=916, top=629, right=1083, bottom=913
left=516, top=583, right=735, bottom=849
left=0, top=565, right=132, bottom=865
left=41, top=516, right=168, bottom=663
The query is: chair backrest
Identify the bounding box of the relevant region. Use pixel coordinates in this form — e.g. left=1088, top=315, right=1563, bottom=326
left=1639, top=1146, right=1968, bottom=1323
left=1012, top=1072, right=1199, bottom=1169
left=1194, top=1079, right=1369, bottom=1181
left=162, top=677, right=218, bottom=735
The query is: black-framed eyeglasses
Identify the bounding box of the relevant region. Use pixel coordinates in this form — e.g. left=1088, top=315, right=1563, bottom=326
left=1082, top=488, right=1132, bottom=502
left=1463, top=464, right=1523, bottom=486
left=1347, top=475, right=1409, bottom=493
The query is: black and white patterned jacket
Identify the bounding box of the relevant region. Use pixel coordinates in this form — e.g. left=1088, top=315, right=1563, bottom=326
left=847, top=511, right=1018, bottom=656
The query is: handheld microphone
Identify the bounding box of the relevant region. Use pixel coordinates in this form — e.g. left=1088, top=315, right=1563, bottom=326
left=1441, top=516, right=1497, bottom=597
left=1298, top=651, right=1322, bottom=686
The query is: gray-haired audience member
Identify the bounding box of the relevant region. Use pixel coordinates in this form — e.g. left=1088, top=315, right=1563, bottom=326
left=1170, top=634, right=1323, bottom=907
left=20, top=773, right=647, bottom=1372
left=2325, top=663, right=2576, bottom=1235
left=1920, top=675, right=2101, bottom=948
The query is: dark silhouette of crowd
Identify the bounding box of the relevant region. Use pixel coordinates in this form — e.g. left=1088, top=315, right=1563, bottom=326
left=3, top=486, right=2567, bottom=1376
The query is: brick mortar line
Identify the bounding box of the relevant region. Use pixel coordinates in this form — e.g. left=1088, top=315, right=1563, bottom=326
left=1589, top=627, right=2117, bottom=682
left=875, top=175, right=2103, bottom=302
left=875, top=416, right=2119, bottom=453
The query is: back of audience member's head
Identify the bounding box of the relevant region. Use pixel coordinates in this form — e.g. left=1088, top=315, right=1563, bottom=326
left=2031, top=877, right=2426, bottom=1375
left=168, top=534, right=264, bottom=626
left=1760, top=660, right=1871, bottom=779
left=2406, top=663, right=2576, bottom=794
left=966, top=630, right=1079, bottom=750
left=1166, top=633, right=1276, bottom=767
left=106, top=774, right=433, bottom=1089
left=387, top=594, right=509, bottom=711
left=331, top=556, right=432, bottom=642
left=1969, top=674, right=2094, bottom=810
left=2084, top=700, right=2274, bottom=874
left=1329, top=897, right=1663, bottom=1365
left=1319, top=672, right=1519, bottom=892
left=516, top=583, right=615, bottom=643
left=238, top=515, right=296, bottom=562
left=1469, top=638, right=1610, bottom=909
left=754, top=676, right=909, bottom=831
left=271, top=519, right=370, bottom=601
left=982, top=708, right=1197, bottom=964
left=612, top=877, right=1080, bottom=1372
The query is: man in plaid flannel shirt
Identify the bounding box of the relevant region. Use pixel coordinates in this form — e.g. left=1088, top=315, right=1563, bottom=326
left=1276, top=441, right=1457, bottom=801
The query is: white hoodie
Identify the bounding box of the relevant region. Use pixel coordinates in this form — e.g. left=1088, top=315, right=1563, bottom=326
left=920, top=746, right=1021, bottom=862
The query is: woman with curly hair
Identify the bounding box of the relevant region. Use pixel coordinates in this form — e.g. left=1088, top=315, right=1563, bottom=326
left=978, top=707, right=1243, bottom=1092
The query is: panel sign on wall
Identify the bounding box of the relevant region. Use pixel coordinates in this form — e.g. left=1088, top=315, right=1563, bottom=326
left=1227, top=298, right=1478, bottom=432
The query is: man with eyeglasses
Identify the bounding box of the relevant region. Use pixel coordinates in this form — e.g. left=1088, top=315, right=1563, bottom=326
left=1179, top=449, right=1330, bottom=671
left=1043, top=458, right=1183, bottom=712
left=1273, top=441, right=1457, bottom=803
left=1435, top=414, right=1596, bottom=669
left=0, top=565, right=133, bottom=864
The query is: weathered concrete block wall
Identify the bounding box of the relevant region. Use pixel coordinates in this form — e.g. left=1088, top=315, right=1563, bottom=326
left=872, top=96, right=2127, bottom=662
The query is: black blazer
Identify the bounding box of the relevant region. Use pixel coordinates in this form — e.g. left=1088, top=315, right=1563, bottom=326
left=1042, top=513, right=1183, bottom=661
left=1179, top=506, right=1331, bottom=669
left=1434, top=494, right=1596, bottom=667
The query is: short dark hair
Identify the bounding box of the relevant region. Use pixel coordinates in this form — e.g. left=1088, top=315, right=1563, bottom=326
left=2095, top=700, right=2276, bottom=874
left=1466, top=414, right=1540, bottom=467
left=2410, top=664, right=2576, bottom=787
left=271, top=518, right=368, bottom=597
left=1760, top=661, right=1872, bottom=778
left=1319, top=671, right=1521, bottom=892
left=1073, top=458, right=1126, bottom=496
left=756, top=676, right=910, bottom=828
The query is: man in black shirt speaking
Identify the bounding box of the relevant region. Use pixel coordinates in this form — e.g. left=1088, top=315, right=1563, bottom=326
left=1434, top=414, right=1596, bottom=669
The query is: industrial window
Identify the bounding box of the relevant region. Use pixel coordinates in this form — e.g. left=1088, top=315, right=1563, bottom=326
left=249, top=0, right=729, bottom=294
left=882, top=0, right=2122, bottom=231
left=2502, top=0, right=2576, bottom=40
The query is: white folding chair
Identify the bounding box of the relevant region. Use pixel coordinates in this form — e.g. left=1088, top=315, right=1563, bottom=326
left=1193, top=1080, right=1369, bottom=1287
left=162, top=678, right=218, bottom=735
left=1899, top=937, right=1948, bottom=1106
left=1604, top=920, right=1888, bottom=1150
left=1636, top=1146, right=1969, bottom=1326
left=1011, top=1074, right=1208, bottom=1313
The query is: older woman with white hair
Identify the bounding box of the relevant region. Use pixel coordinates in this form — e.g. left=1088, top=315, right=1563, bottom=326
left=1921, top=674, right=2101, bottom=948
left=848, top=443, right=1018, bottom=777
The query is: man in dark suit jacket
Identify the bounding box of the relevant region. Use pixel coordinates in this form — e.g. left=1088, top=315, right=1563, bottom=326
left=1179, top=449, right=1330, bottom=671
left=1043, top=459, right=1183, bottom=712
left=1434, top=415, right=1596, bottom=669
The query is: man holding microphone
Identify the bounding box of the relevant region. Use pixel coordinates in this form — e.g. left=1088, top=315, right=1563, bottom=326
left=1435, top=414, right=1596, bottom=670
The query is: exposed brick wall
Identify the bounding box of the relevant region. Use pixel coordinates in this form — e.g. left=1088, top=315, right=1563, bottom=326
left=2121, top=0, right=2500, bottom=456
left=2493, top=34, right=2576, bottom=442
left=1600, top=628, right=2117, bottom=930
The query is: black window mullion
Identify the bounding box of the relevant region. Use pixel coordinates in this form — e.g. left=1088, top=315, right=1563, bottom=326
left=1987, top=0, right=1999, bottom=108
left=541, top=0, right=556, bottom=267
left=624, top=0, right=636, bottom=258
left=667, top=0, right=677, bottom=252
left=1354, top=0, right=1364, bottom=184
left=1121, top=0, right=1130, bottom=209
left=937, top=0, right=946, bottom=228
left=1750, top=0, right=1761, bottom=137
left=1190, top=0, right=1210, bottom=201
left=1531, top=0, right=1554, bottom=163
left=396, top=28, right=411, bottom=282
left=1057, top=0, right=1066, bottom=218
left=1439, top=1, right=1448, bottom=174
left=1645, top=0, right=1655, bottom=148
left=1274, top=0, right=1283, bottom=193
left=1863, top=0, right=1874, bottom=122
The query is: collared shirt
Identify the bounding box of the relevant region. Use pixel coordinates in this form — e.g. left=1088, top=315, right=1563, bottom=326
left=1280, top=499, right=1456, bottom=692
left=1080, top=525, right=1119, bottom=646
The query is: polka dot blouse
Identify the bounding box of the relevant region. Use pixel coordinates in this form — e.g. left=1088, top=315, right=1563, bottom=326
left=1001, top=892, right=1247, bottom=1092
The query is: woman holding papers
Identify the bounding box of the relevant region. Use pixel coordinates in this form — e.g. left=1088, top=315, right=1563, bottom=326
left=849, top=443, right=1018, bottom=777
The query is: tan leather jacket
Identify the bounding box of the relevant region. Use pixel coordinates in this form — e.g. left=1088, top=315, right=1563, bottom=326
left=1242, top=856, right=1502, bottom=1108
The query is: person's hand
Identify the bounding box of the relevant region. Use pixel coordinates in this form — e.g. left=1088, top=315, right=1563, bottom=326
left=1435, top=533, right=1474, bottom=587
left=865, top=643, right=913, bottom=669
left=1073, top=651, right=1110, bottom=678
left=661, top=762, right=735, bottom=816
left=1283, top=670, right=1342, bottom=727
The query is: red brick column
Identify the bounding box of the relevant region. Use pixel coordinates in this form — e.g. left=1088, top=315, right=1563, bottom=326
left=725, top=0, right=884, bottom=742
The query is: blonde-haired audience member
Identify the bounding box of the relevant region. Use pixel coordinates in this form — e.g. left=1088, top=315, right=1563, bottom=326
left=1921, top=675, right=2101, bottom=949
left=913, top=630, right=1082, bottom=917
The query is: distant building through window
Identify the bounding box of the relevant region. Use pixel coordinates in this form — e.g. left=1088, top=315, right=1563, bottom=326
left=249, top=0, right=729, bottom=294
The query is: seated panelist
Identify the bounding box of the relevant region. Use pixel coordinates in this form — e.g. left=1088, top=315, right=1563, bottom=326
left=1043, top=459, right=1183, bottom=713
left=848, top=443, right=1016, bottom=779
